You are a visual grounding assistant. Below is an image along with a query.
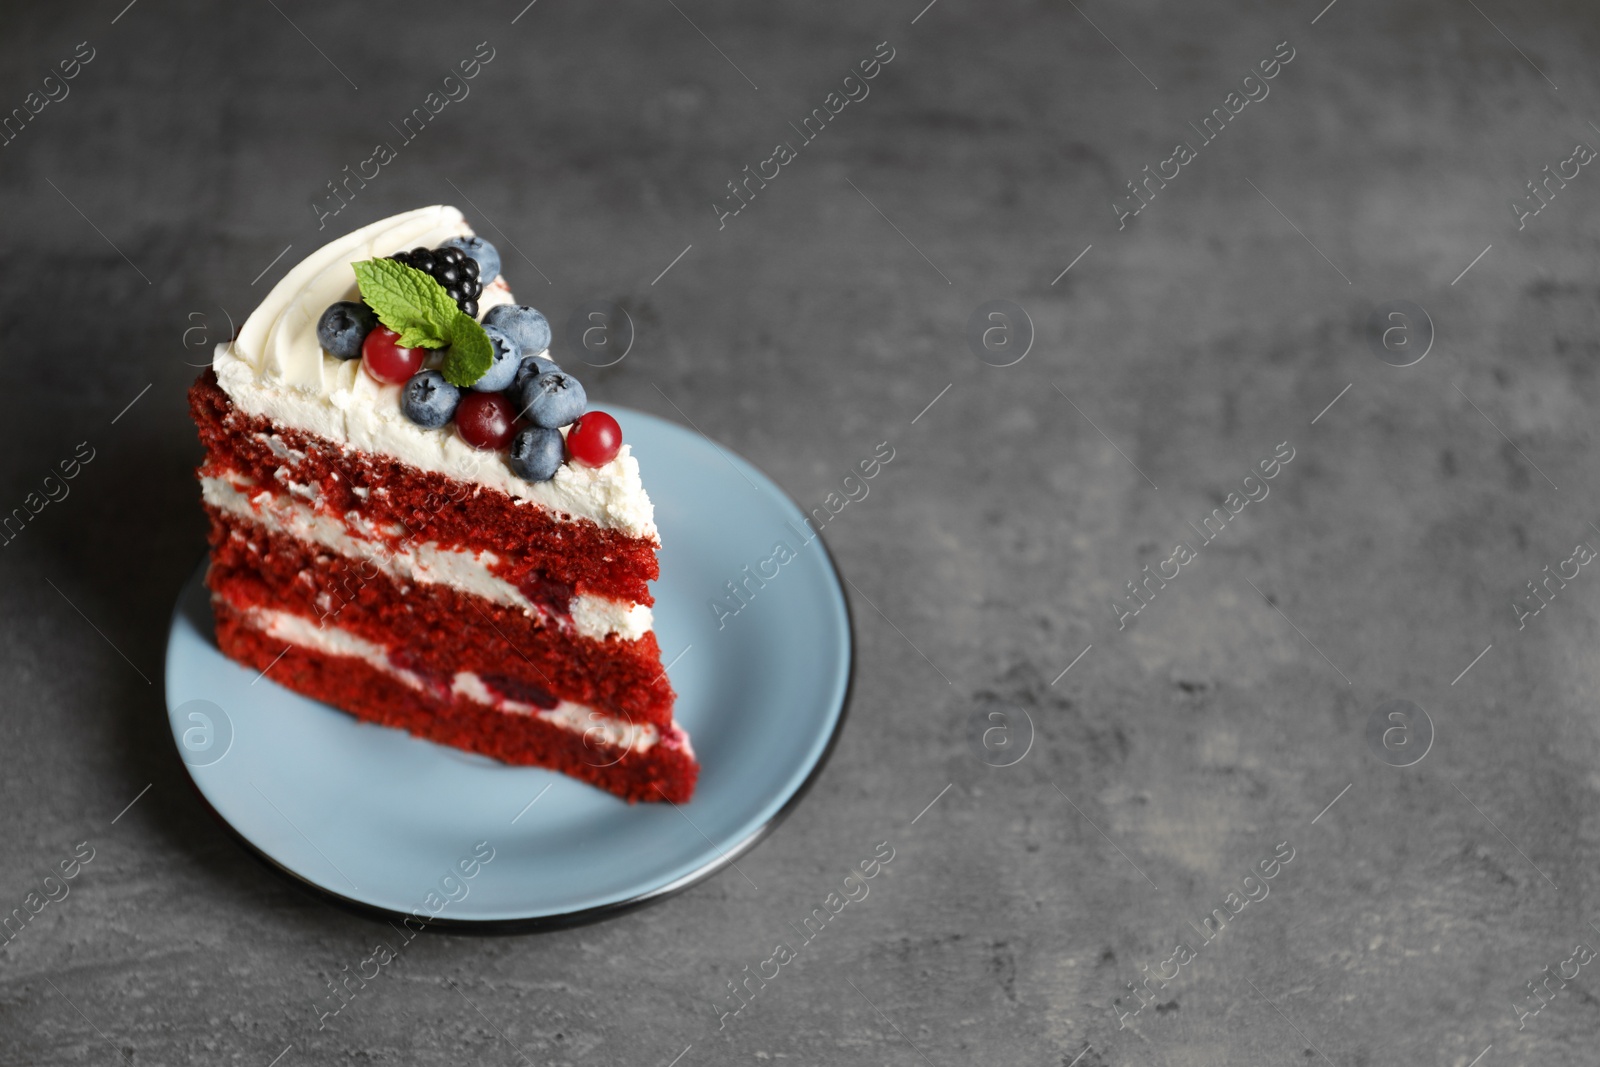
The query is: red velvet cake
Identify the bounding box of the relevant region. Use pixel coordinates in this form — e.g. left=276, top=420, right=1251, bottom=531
left=190, top=206, right=696, bottom=802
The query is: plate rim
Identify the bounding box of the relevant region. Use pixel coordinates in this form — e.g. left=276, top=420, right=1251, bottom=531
left=165, top=408, right=855, bottom=933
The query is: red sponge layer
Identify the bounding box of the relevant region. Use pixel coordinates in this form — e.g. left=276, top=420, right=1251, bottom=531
left=189, top=371, right=657, bottom=605
left=213, top=599, right=697, bottom=804
left=205, top=506, right=676, bottom=724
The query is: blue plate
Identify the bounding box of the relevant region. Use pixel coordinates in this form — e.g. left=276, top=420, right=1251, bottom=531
left=164, top=407, right=852, bottom=930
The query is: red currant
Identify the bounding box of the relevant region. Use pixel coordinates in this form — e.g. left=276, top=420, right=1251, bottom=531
left=361, top=327, right=425, bottom=384
left=455, top=392, right=517, bottom=450
left=566, top=411, right=622, bottom=467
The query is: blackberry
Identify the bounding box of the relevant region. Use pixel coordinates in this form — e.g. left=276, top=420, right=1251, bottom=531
left=391, top=244, right=484, bottom=319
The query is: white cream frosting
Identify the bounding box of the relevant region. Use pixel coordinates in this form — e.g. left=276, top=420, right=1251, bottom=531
left=215, top=205, right=657, bottom=540
left=203, top=473, right=653, bottom=641
left=240, top=605, right=664, bottom=753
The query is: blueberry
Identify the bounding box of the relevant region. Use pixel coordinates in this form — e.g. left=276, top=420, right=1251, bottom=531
left=508, top=425, right=565, bottom=482
left=511, top=354, right=561, bottom=396
left=317, top=301, right=377, bottom=360
left=441, top=236, right=501, bottom=286
left=400, top=370, right=460, bottom=428
left=471, top=325, right=522, bottom=392
left=483, top=303, right=551, bottom=355
left=517, top=371, right=586, bottom=428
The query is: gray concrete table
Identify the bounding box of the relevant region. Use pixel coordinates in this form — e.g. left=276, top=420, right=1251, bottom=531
left=2, top=1, right=1597, bottom=1063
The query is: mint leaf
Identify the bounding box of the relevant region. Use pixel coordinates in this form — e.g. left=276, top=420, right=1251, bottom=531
left=440, top=312, right=495, bottom=387
left=351, top=258, right=458, bottom=350
left=393, top=322, right=447, bottom=350
left=351, top=257, right=495, bottom=387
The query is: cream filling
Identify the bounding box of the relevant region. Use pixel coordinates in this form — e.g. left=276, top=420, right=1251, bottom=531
left=240, top=605, right=662, bottom=753
left=215, top=205, right=657, bottom=540
left=202, top=473, right=653, bottom=642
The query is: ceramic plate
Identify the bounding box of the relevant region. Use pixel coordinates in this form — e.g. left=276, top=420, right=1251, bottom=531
left=164, top=407, right=852, bottom=930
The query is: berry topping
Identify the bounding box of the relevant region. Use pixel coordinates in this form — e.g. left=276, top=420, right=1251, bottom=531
left=317, top=301, right=377, bottom=360
left=400, top=370, right=460, bottom=428
left=566, top=410, right=622, bottom=467
left=471, top=324, right=522, bottom=392
left=391, top=244, right=483, bottom=318
left=508, top=425, right=565, bottom=482
left=483, top=303, right=552, bottom=354
left=441, top=236, right=500, bottom=286
left=511, top=354, right=561, bottom=396
left=361, top=326, right=426, bottom=384
left=518, top=371, right=587, bottom=429
left=454, top=392, right=517, bottom=450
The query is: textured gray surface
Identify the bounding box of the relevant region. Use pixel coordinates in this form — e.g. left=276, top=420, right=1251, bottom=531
left=3, top=0, right=1600, bottom=1063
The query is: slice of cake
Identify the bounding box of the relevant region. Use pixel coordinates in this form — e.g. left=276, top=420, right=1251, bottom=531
left=189, top=205, right=697, bottom=802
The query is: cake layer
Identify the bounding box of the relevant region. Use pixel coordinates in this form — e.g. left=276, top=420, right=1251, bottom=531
left=200, top=473, right=652, bottom=642
left=213, top=600, right=697, bottom=804
left=191, top=371, right=657, bottom=606
left=205, top=506, right=677, bottom=724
